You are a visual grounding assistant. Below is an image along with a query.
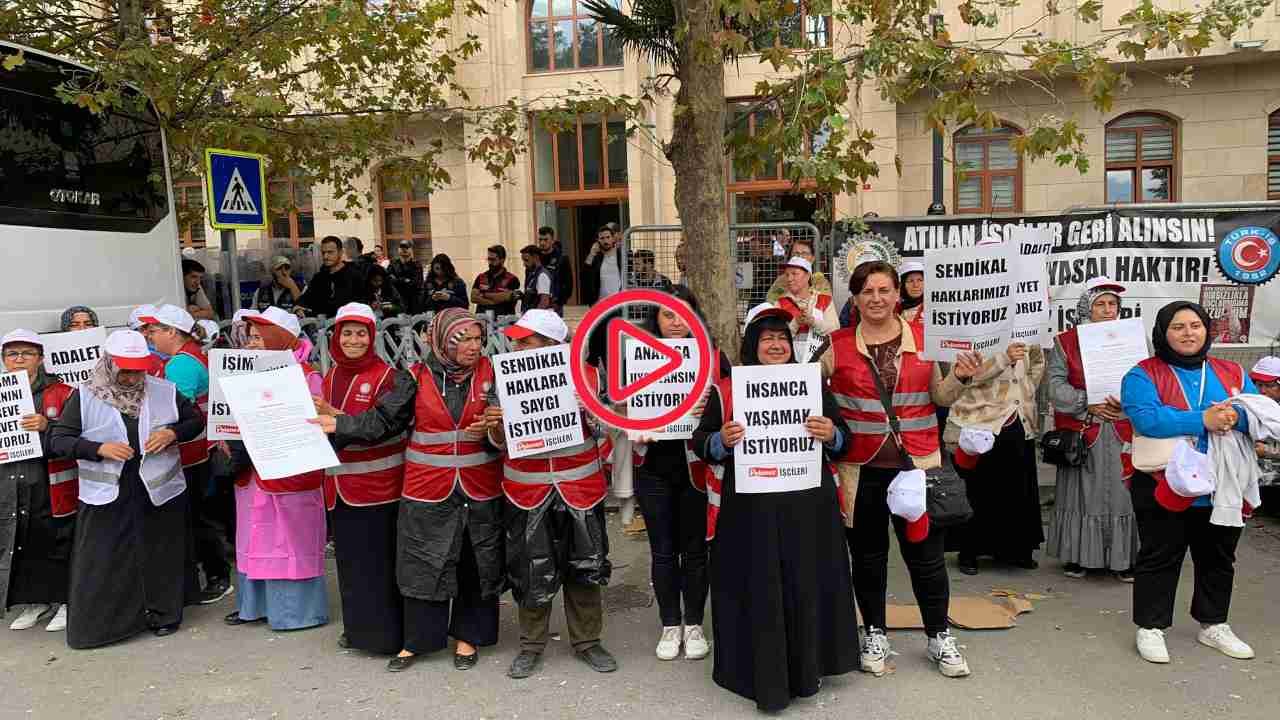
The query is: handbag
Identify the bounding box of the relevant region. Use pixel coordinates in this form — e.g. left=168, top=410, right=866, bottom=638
left=861, top=350, right=973, bottom=526
left=1040, top=429, right=1086, bottom=467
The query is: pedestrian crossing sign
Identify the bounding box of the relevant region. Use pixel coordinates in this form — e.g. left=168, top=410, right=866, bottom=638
left=204, top=148, right=268, bottom=230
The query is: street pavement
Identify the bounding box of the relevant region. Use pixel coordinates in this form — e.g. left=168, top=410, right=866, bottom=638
left=1, top=508, right=1278, bottom=720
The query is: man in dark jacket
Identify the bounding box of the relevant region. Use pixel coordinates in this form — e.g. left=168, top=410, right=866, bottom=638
left=387, top=240, right=424, bottom=314
left=519, top=245, right=554, bottom=314
left=580, top=223, right=625, bottom=306
left=537, top=226, right=574, bottom=312
left=295, top=235, right=366, bottom=318
left=472, top=244, right=522, bottom=318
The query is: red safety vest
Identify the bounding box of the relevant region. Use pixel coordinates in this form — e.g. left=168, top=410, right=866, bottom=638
left=41, top=382, right=78, bottom=517
left=1056, top=329, right=1135, bottom=477
left=173, top=341, right=210, bottom=468
left=403, top=358, right=502, bottom=503
left=322, top=362, right=406, bottom=510
left=146, top=354, right=166, bottom=378
left=828, top=323, right=938, bottom=463
left=777, top=293, right=834, bottom=335
left=501, top=389, right=609, bottom=511
left=704, top=378, right=734, bottom=540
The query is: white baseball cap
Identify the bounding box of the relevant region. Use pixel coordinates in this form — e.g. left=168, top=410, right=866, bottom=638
left=743, top=302, right=792, bottom=329
left=196, top=320, right=221, bottom=342
left=105, top=330, right=153, bottom=371
left=899, top=260, right=925, bottom=277
left=248, top=306, right=302, bottom=338
left=130, top=303, right=158, bottom=329
left=1250, top=356, right=1280, bottom=383
left=782, top=256, right=813, bottom=274
left=334, top=302, right=377, bottom=328
left=887, top=468, right=927, bottom=522
left=958, top=427, right=996, bottom=455
left=151, top=304, right=196, bottom=334
left=232, top=309, right=261, bottom=324
left=1085, top=276, right=1125, bottom=294
left=1, top=329, right=43, bottom=350
left=504, top=308, right=568, bottom=343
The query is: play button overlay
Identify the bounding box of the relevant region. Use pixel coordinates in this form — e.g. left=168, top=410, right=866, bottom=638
left=569, top=289, right=714, bottom=433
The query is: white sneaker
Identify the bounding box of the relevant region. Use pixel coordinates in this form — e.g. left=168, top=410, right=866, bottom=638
left=45, top=604, right=66, bottom=632
left=927, top=630, right=971, bottom=678
left=1137, top=628, right=1170, bottom=663
left=655, top=625, right=683, bottom=661
left=683, top=624, right=710, bottom=660
left=1198, top=624, right=1254, bottom=659
left=8, top=604, right=49, bottom=631
left=860, top=627, right=890, bottom=674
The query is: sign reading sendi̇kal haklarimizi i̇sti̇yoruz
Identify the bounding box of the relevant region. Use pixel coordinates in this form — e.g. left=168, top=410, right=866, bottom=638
left=493, top=344, right=583, bottom=459
left=732, top=362, right=822, bottom=494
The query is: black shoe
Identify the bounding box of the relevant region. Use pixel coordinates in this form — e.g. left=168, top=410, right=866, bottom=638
left=507, top=650, right=542, bottom=679
left=454, top=650, right=479, bottom=671
left=576, top=645, right=618, bottom=673
left=197, top=577, right=234, bottom=605
left=958, top=556, right=979, bottom=576
left=152, top=623, right=180, bottom=637
left=387, top=654, right=418, bottom=672
left=223, top=611, right=264, bottom=626
left=337, top=633, right=352, bottom=649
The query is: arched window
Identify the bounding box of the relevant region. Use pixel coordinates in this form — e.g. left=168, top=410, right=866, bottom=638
left=528, top=0, right=623, bottom=73
left=1105, top=112, right=1177, bottom=203
left=953, top=125, right=1022, bottom=213
left=378, top=168, right=431, bottom=260
left=1269, top=109, right=1280, bottom=200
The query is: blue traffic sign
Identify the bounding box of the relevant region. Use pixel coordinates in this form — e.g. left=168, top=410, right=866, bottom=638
left=204, top=148, right=268, bottom=230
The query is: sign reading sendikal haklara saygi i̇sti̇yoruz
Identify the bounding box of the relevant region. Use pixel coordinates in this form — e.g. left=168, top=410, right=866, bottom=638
left=493, top=344, right=583, bottom=460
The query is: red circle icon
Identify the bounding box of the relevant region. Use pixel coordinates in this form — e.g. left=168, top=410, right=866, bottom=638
left=569, top=289, right=714, bottom=433
left=1233, top=235, right=1270, bottom=272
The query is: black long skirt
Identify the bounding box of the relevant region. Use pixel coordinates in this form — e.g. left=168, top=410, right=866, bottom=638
left=332, top=497, right=404, bottom=655
left=953, top=420, right=1045, bottom=561
left=6, top=473, right=73, bottom=607
left=710, top=472, right=859, bottom=712
left=67, top=467, right=187, bottom=649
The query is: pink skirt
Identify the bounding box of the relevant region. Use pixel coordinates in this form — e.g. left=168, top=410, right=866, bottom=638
left=235, top=480, right=327, bottom=581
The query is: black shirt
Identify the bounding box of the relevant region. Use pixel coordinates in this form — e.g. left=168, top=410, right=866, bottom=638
left=296, top=263, right=365, bottom=318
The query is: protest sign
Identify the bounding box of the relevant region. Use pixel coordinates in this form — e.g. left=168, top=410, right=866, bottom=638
left=493, top=344, right=583, bottom=459
left=1200, top=284, right=1254, bottom=344
left=1076, top=318, right=1149, bottom=404
left=625, top=338, right=700, bottom=440
left=1009, top=226, right=1054, bottom=348
left=922, top=242, right=1016, bottom=361
left=220, top=364, right=339, bottom=479
left=731, top=363, right=822, bottom=494
left=208, top=349, right=296, bottom=440
left=0, top=371, right=42, bottom=465
left=40, top=327, right=106, bottom=386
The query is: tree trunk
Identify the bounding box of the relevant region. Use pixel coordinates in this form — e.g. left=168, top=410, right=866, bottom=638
left=115, top=0, right=148, bottom=45
left=669, top=0, right=738, bottom=362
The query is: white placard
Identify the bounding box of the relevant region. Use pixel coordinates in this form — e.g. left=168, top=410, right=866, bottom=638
left=732, top=363, right=822, bottom=494
left=493, top=344, right=584, bottom=459
left=208, top=349, right=297, bottom=440
left=0, top=371, right=42, bottom=465
left=923, top=242, right=1016, bottom=361
left=1077, top=317, right=1150, bottom=405
left=1009, top=226, right=1054, bottom=348
left=792, top=332, right=823, bottom=364
left=40, top=327, right=107, bottom=386
left=218, top=364, right=340, bottom=479
left=625, top=338, right=700, bottom=440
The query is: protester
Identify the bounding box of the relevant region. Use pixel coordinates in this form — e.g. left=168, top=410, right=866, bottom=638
left=182, top=259, right=216, bottom=320
left=60, top=306, right=99, bottom=332
left=767, top=237, right=832, bottom=303
left=537, top=225, right=574, bottom=312
left=348, top=237, right=377, bottom=280
left=691, top=303, right=858, bottom=711
left=582, top=224, right=624, bottom=306
left=819, top=260, right=979, bottom=678
left=295, top=236, right=366, bottom=318
left=518, top=245, right=554, bottom=314
left=421, top=254, right=469, bottom=314
left=388, top=241, right=425, bottom=315
left=221, top=308, right=329, bottom=632
left=487, top=309, right=618, bottom=679
left=253, top=256, right=302, bottom=312
left=1045, top=278, right=1139, bottom=581
left=775, top=257, right=838, bottom=338
left=0, top=330, right=76, bottom=633
left=1121, top=300, right=1259, bottom=665
left=897, top=260, right=926, bottom=324
left=471, top=244, right=521, bottom=318
left=49, top=330, right=203, bottom=648
left=196, top=320, right=221, bottom=350
left=366, top=264, right=407, bottom=318
left=373, top=244, right=391, bottom=269
left=945, top=336, right=1047, bottom=577
left=1249, top=357, right=1280, bottom=488
left=226, top=309, right=260, bottom=349
left=628, top=248, right=673, bottom=291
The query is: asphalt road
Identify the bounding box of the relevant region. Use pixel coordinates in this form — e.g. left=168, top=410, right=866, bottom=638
left=1, top=509, right=1278, bottom=720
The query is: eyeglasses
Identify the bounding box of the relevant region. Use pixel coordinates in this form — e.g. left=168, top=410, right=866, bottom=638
left=3, top=350, right=40, bottom=360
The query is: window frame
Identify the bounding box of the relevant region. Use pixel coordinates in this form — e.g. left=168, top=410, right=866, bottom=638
left=1268, top=109, right=1280, bottom=201
left=725, top=98, right=820, bottom=195
left=530, top=114, right=630, bottom=201
left=1104, top=112, right=1179, bottom=204
left=750, top=4, right=833, bottom=50
left=377, top=169, right=432, bottom=259
left=267, top=170, right=315, bottom=248
left=952, top=124, right=1024, bottom=215
left=526, top=0, right=623, bottom=74
left=174, top=179, right=207, bottom=248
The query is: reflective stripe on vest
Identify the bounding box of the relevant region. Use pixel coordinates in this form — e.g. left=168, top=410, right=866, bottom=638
left=706, top=485, right=721, bottom=507
left=326, top=453, right=405, bottom=476
left=411, top=430, right=468, bottom=445
left=49, top=468, right=77, bottom=485
left=503, top=457, right=603, bottom=484
left=406, top=448, right=500, bottom=468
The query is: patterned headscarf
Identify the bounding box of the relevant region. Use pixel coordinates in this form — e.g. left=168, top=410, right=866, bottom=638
left=1075, top=286, right=1123, bottom=326
left=83, top=354, right=146, bottom=417
left=60, top=306, right=99, bottom=332
left=427, top=308, right=483, bottom=383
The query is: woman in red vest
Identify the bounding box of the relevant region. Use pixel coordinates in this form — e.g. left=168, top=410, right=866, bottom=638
left=1120, top=300, right=1258, bottom=665
left=775, top=256, right=839, bottom=340
left=897, top=260, right=925, bottom=325
left=1045, top=278, right=1139, bottom=581
left=316, top=307, right=503, bottom=673
left=310, top=303, right=409, bottom=657
left=819, top=260, right=980, bottom=679
left=691, top=303, right=859, bottom=712
left=222, top=307, right=329, bottom=631
left=0, top=330, right=77, bottom=633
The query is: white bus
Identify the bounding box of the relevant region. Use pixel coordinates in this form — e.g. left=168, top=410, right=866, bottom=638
left=0, top=40, right=182, bottom=334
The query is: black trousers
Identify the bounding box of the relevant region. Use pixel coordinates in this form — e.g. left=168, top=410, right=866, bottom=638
left=187, top=462, right=232, bottom=584
left=954, top=420, right=1043, bottom=563
left=403, top=529, right=499, bottom=654
left=847, top=466, right=950, bottom=637
left=1130, top=472, right=1242, bottom=629
left=634, top=467, right=708, bottom=627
